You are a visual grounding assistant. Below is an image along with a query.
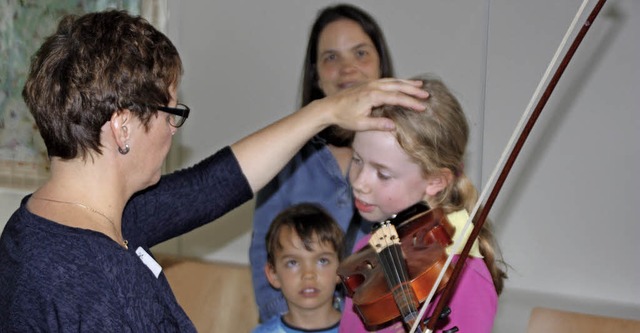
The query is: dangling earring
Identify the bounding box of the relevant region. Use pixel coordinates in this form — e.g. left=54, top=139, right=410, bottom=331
left=118, top=144, right=130, bottom=155
left=118, top=125, right=130, bottom=154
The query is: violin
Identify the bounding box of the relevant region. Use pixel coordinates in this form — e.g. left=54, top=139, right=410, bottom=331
left=337, top=202, right=455, bottom=331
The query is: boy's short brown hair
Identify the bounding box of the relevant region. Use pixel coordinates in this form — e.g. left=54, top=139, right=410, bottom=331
left=265, top=203, right=345, bottom=267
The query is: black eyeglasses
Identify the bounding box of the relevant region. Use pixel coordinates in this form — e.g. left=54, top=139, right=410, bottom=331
left=156, top=103, right=190, bottom=128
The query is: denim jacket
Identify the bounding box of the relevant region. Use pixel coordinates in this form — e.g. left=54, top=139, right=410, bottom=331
left=250, top=137, right=364, bottom=322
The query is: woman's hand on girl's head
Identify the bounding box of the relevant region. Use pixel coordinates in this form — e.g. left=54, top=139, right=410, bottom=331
left=231, top=78, right=427, bottom=194
left=313, top=78, right=429, bottom=132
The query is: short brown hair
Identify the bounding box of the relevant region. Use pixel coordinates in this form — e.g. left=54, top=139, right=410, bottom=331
left=22, top=10, right=183, bottom=160
left=265, top=203, right=345, bottom=267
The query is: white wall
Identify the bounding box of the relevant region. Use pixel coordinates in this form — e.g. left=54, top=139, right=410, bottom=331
left=483, top=0, right=640, bottom=330
left=487, top=0, right=639, bottom=301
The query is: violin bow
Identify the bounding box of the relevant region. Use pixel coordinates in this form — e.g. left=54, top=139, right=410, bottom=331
left=410, top=1, right=608, bottom=332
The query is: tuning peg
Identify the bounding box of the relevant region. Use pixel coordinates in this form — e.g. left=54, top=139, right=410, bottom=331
left=422, top=306, right=456, bottom=330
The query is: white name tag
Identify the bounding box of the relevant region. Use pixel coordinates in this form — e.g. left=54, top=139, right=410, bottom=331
left=135, top=247, right=162, bottom=278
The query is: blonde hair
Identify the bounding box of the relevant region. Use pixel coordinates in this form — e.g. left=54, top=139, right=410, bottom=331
left=371, top=74, right=507, bottom=294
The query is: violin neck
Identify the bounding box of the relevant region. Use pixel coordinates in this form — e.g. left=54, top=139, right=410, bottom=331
left=378, top=244, right=410, bottom=287
left=370, top=222, right=423, bottom=330
left=380, top=247, right=421, bottom=330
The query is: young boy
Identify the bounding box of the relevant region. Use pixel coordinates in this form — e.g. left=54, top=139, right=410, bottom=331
left=252, top=203, right=345, bottom=333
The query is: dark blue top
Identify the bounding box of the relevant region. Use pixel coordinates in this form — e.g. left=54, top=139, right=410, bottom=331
left=0, top=147, right=253, bottom=332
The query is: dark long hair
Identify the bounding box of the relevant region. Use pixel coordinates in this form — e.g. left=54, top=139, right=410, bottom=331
left=300, top=4, right=394, bottom=146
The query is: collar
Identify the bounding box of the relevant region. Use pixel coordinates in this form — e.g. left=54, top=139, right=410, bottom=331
left=446, top=209, right=483, bottom=258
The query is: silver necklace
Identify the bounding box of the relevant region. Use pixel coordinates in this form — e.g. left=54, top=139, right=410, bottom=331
left=31, top=196, right=129, bottom=249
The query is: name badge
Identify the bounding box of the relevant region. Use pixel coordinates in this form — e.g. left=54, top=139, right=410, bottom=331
left=135, top=247, right=162, bottom=278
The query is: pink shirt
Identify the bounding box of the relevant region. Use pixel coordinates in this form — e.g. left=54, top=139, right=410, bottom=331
left=338, top=235, right=497, bottom=333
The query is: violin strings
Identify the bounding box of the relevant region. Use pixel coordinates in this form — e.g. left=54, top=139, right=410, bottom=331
left=391, top=230, right=416, bottom=314
left=385, top=222, right=419, bottom=321
left=393, top=237, right=419, bottom=317
left=381, top=223, right=402, bottom=290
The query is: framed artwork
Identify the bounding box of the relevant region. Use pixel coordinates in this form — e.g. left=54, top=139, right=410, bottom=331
left=0, top=0, right=167, bottom=188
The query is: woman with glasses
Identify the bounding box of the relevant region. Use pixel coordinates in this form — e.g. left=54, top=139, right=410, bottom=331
left=0, top=10, right=427, bottom=332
